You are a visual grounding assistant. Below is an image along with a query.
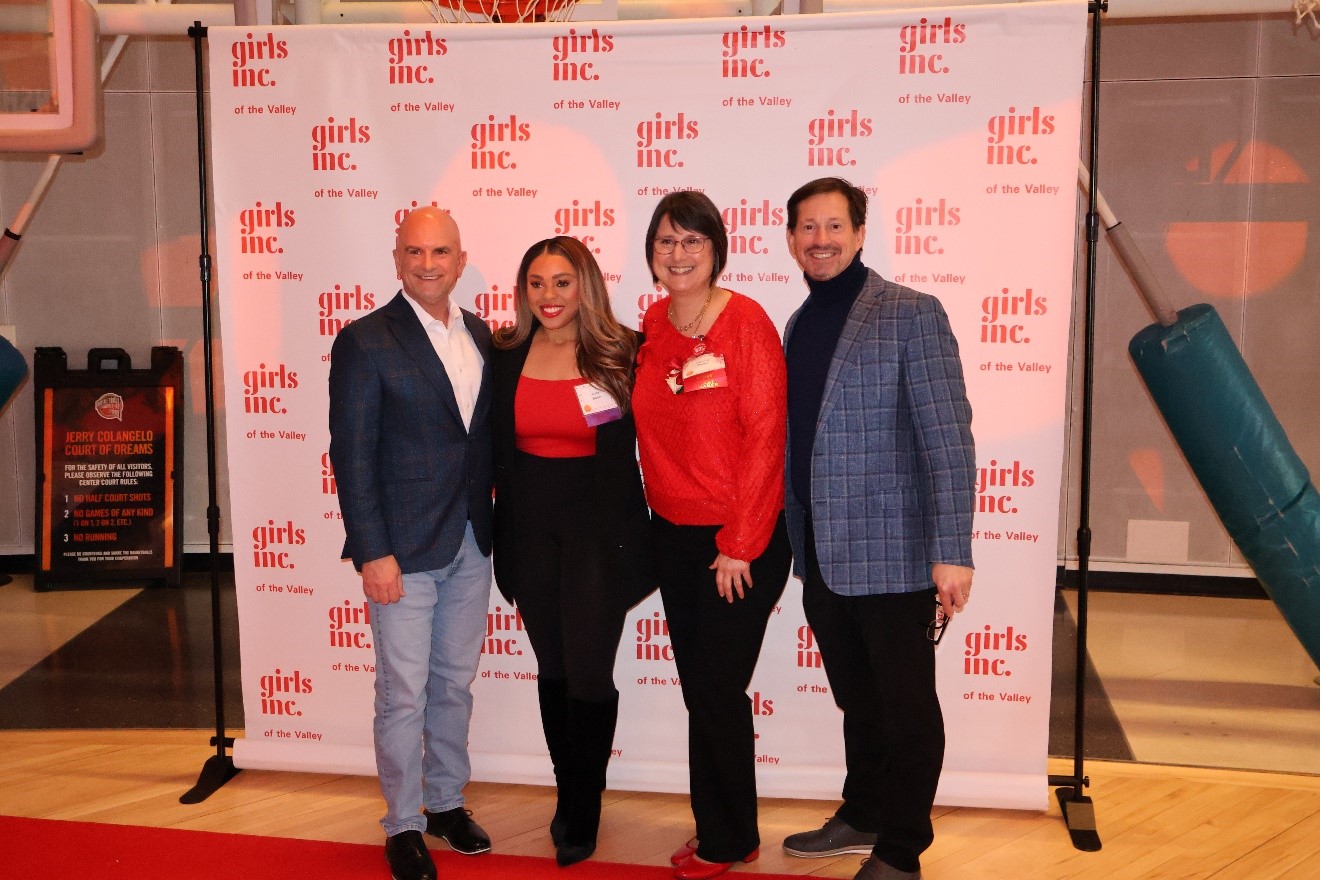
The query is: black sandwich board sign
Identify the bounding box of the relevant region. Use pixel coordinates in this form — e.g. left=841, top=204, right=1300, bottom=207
left=33, top=347, right=184, bottom=591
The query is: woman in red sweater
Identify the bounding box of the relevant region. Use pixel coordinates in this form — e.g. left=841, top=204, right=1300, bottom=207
left=632, top=192, right=791, bottom=880
left=490, top=236, right=650, bottom=867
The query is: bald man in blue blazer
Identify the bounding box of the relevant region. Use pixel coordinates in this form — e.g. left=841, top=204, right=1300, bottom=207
left=329, top=207, right=494, bottom=880
left=779, top=179, right=976, bottom=880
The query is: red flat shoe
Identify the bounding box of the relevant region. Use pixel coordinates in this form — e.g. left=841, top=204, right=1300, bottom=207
left=673, top=848, right=759, bottom=879
left=670, top=837, right=699, bottom=865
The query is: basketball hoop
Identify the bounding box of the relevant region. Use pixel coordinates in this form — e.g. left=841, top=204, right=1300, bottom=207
left=1296, top=0, right=1319, bottom=29
left=428, top=0, right=578, bottom=23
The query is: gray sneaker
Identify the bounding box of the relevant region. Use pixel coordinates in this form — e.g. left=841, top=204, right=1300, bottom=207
left=782, top=814, right=878, bottom=858
left=855, top=857, right=922, bottom=879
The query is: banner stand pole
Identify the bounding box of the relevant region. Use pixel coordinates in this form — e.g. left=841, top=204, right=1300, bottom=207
left=1046, top=0, right=1104, bottom=852
left=181, top=21, right=241, bottom=805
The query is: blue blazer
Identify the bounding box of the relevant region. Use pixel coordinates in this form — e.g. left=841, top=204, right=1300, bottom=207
left=783, top=270, right=975, bottom=596
left=328, top=291, right=494, bottom=574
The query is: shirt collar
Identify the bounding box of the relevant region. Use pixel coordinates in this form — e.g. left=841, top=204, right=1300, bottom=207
left=402, top=290, right=463, bottom=331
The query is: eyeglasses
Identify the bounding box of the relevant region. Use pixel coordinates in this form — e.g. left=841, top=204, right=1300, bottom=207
left=927, top=602, right=949, bottom=645
left=653, top=235, right=709, bottom=255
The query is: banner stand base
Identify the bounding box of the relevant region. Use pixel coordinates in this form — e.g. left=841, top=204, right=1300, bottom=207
left=1054, top=786, right=1102, bottom=852
left=180, top=754, right=241, bottom=805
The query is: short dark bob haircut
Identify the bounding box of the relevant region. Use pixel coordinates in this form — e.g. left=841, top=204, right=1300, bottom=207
left=644, top=190, right=729, bottom=286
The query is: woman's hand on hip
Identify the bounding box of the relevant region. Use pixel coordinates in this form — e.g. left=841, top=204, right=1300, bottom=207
left=711, top=553, right=752, bottom=602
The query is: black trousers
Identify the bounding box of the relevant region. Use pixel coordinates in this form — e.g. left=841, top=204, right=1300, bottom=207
left=510, top=452, right=627, bottom=702
left=802, top=520, right=944, bottom=874
left=652, top=512, right=791, bottom=863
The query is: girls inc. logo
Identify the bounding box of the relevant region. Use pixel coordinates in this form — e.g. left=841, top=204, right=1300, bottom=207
left=551, top=28, right=614, bottom=82
left=719, top=24, right=786, bottom=79
left=963, top=624, right=1028, bottom=676
left=311, top=116, right=371, bottom=172
left=484, top=606, right=525, bottom=656
left=980, top=287, right=1047, bottom=344
left=231, top=32, right=288, bottom=87
left=318, top=283, right=376, bottom=337
left=986, top=106, right=1055, bottom=165
left=721, top=197, right=784, bottom=256
left=259, top=667, right=312, bottom=715
left=239, top=200, right=294, bottom=255
left=242, top=361, right=298, bottom=415
left=894, top=197, right=960, bottom=256
left=806, top=109, right=873, bottom=168
left=387, top=30, right=446, bottom=85
left=329, top=599, right=372, bottom=649
left=635, top=611, right=673, bottom=661
left=251, top=518, right=306, bottom=569
left=976, top=458, right=1035, bottom=515
left=554, top=199, right=615, bottom=253
left=474, top=285, right=516, bottom=333
left=635, top=112, right=699, bottom=169
left=897, top=16, right=966, bottom=76
left=471, top=114, right=531, bottom=170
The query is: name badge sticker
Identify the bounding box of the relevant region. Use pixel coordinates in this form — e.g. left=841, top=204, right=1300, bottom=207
left=681, top=352, right=728, bottom=392
left=575, top=382, right=622, bottom=426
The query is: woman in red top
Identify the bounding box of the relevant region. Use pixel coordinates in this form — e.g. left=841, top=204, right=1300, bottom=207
left=632, top=192, right=791, bottom=880
left=490, top=236, right=650, bottom=867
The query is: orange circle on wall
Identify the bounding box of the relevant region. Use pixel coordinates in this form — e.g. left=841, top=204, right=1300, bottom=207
left=1163, top=140, right=1309, bottom=298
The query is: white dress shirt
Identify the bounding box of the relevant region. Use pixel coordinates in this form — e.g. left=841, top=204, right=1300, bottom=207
left=403, top=293, right=483, bottom=431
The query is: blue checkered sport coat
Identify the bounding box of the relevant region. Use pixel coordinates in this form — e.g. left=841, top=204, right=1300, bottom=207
left=784, top=269, right=975, bottom=596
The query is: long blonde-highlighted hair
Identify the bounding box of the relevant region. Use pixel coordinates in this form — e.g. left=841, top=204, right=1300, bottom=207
left=494, top=236, right=639, bottom=413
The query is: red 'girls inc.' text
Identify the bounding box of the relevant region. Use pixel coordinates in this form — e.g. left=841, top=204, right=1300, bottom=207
left=636, top=112, right=698, bottom=169
left=897, top=16, right=966, bottom=76
left=551, top=28, right=613, bottom=81
left=484, top=605, right=526, bottom=657
left=893, top=197, right=960, bottom=257
left=387, top=30, right=446, bottom=85
left=252, top=518, right=306, bottom=569
left=312, top=116, right=370, bottom=171
left=986, top=106, right=1055, bottom=166
left=719, top=24, right=786, bottom=79
left=231, top=31, right=288, bottom=88
left=806, top=109, right=872, bottom=168
left=243, top=362, right=298, bottom=415
left=976, top=458, right=1034, bottom=515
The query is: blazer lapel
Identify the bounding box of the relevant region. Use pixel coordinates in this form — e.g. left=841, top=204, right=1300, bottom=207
left=815, top=275, right=883, bottom=436
left=384, top=292, right=465, bottom=428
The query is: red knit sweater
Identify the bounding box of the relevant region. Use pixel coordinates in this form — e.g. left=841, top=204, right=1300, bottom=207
left=632, top=291, right=786, bottom=562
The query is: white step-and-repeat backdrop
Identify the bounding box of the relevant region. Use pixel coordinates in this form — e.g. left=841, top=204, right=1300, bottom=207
left=209, top=1, right=1086, bottom=809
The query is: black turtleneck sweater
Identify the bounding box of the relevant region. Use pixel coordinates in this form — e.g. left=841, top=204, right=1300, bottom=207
left=786, top=252, right=869, bottom=509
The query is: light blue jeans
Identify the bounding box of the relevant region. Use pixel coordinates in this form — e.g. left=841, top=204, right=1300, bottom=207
left=370, top=523, right=491, bottom=836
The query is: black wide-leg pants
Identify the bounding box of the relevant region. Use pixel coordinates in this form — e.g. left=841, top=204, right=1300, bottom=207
left=652, top=512, right=790, bottom=864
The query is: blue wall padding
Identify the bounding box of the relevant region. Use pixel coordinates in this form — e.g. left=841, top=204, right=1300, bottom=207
left=1130, top=304, right=1320, bottom=668
left=0, top=334, right=27, bottom=406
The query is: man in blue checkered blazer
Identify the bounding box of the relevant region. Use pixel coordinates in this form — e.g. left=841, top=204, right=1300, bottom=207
left=779, top=178, right=976, bottom=880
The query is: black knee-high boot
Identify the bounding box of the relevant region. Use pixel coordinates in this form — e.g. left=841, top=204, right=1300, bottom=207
left=537, top=678, right=571, bottom=846
left=556, top=692, right=619, bottom=867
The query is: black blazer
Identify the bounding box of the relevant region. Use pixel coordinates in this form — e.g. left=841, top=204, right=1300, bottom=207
left=329, top=292, right=494, bottom=573
left=490, top=329, right=653, bottom=610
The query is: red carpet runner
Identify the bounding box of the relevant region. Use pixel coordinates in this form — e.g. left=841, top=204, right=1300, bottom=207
left=0, top=815, right=797, bottom=879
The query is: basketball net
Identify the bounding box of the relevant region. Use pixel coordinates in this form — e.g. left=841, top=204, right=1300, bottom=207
left=427, top=0, right=578, bottom=23
left=1296, top=0, right=1319, bottom=28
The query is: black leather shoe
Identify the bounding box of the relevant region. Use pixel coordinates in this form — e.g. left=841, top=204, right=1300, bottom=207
left=385, top=830, right=436, bottom=880
left=782, top=814, right=877, bottom=858
left=425, top=807, right=492, bottom=855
